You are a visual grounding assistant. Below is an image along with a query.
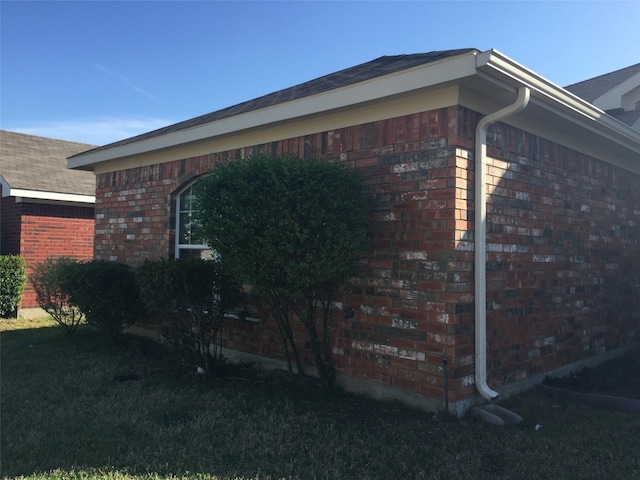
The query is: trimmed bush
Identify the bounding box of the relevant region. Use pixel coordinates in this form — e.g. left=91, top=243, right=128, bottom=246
left=0, top=255, right=27, bottom=318
left=65, top=261, right=144, bottom=343
left=136, top=258, right=243, bottom=372
left=30, top=257, right=85, bottom=334
left=194, top=154, right=369, bottom=384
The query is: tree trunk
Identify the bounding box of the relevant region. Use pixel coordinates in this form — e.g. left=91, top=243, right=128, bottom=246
left=268, top=291, right=304, bottom=376
left=300, top=293, right=335, bottom=386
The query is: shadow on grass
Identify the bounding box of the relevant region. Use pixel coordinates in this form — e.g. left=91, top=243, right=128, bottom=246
left=541, top=346, right=640, bottom=400
left=3, top=320, right=640, bottom=480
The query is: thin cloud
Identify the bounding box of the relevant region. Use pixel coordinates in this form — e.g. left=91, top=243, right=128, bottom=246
left=8, top=117, right=172, bottom=146
left=93, top=64, right=162, bottom=103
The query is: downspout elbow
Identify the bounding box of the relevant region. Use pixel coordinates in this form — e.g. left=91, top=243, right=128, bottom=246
left=474, top=87, right=530, bottom=400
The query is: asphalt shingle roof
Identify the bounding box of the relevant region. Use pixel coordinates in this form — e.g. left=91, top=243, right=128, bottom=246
left=565, top=63, right=640, bottom=103
left=0, top=130, right=96, bottom=197
left=609, top=108, right=640, bottom=126
left=75, top=49, right=477, bottom=155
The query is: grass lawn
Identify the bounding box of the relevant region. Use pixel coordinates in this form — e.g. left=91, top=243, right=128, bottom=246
left=2, top=317, right=639, bottom=480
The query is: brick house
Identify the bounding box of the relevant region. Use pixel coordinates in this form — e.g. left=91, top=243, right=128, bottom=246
left=69, top=49, right=640, bottom=414
left=0, top=130, right=95, bottom=316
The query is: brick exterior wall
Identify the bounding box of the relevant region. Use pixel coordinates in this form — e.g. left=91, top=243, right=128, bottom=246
left=480, top=124, right=640, bottom=389
left=93, top=105, right=640, bottom=405
left=0, top=198, right=94, bottom=309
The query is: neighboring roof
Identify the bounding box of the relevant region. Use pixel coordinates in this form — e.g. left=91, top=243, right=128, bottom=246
left=74, top=49, right=476, bottom=156
left=0, top=130, right=96, bottom=202
left=565, top=63, right=640, bottom=103
left=610, top=108, right=640, bottom=127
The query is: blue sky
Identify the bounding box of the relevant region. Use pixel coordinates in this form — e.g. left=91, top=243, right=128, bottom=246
left=1, top=0, right=639, bottom=146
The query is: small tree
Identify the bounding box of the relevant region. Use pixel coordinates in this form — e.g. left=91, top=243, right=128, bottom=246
left=30, top=257, right=85, bottom=333
left=65, top=261, right=144, bottom=343
left=0, top=255, right=27, bottom=318
left=195, top=153, right=369, bottom=385
left=136, top=258, right=243, bottom=372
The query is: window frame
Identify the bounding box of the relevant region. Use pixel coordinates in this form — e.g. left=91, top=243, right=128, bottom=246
left=174, top=181, right=213, bottom=260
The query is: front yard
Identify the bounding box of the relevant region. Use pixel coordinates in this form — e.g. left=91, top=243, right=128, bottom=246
left=1, top=317, right=639, bottom=480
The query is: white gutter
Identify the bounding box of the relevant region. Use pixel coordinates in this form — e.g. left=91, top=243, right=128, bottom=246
left=475, top=50, right=640, bottom=157
left=474, top=86, right=530, bottom=400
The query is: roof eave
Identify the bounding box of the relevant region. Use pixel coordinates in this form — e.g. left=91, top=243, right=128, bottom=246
left=475, top=49, right=640, bottom=156
left=1, top=186, right=95, bottom=204
left=68, top=49, right=640, bottom=171
left=68, top=50, right=481, bottom=170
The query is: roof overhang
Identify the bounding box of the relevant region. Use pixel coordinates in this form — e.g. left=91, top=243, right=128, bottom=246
left=470, top=50, right=640, bottom=172
left=68, top=49, right=640, bottom=174
left=0, top=175, right=95, bottom=203
left=68, top=51, right=479, bottom=171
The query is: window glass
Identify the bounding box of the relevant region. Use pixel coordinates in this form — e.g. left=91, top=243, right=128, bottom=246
left=176, top=183, right=212, bottom=259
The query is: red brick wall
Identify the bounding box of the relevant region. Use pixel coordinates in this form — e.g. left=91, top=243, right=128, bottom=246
left=93, top=105, right=640, bottom=405
left=478, top=124, right=640, bottom=389
left=1, top=200, right=95, bottom=309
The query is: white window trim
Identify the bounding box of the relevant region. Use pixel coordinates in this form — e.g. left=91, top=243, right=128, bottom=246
left=174, top=181, right=212, bottom=259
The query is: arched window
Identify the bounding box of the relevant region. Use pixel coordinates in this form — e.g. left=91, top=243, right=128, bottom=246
left=174, top=179, right=259, bottom=321
left=175, top=182, right=214, bottom=259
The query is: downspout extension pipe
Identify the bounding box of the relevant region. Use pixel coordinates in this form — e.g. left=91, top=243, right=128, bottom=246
left=475, top=86, right=531, bottom=400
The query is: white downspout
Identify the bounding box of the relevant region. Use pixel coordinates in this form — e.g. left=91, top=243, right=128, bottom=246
left=475, top=86, right=530, bottom=400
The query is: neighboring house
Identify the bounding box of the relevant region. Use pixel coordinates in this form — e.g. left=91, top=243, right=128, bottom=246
left=0, top=130, right=96, bottom=316
left=565, top=63, right=640, bottom=131
left=69, top=49, right=640, bottom=414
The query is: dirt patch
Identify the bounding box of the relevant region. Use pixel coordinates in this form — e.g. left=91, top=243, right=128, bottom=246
left=542, top=346, right=640, bottom=400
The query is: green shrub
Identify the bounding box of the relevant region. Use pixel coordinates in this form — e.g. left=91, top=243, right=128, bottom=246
left=30, top=257, right=85, bottom=333
left=66, top=260, right=144, bottom=343
left=0, top=255, right=27, bottom=318
left=136, top=258, right=243, bottom=372
left=194, top=154, right=369, bottom=384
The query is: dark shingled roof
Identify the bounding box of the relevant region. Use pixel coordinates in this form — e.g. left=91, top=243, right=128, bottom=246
left=76, top=49, right=477, bottom=156
left=607, top=108, right=640, bottom=126
left=565, top=63, right=640, bottom=103
left=0, top=130, right=96, bottom=197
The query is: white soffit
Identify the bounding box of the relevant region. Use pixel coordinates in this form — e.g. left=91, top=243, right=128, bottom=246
left=91, top=85, right=461, bottom=174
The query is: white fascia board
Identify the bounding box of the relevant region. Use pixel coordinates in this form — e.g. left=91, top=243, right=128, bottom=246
left=592, top=71, right=640, bottom=111
left=475, top=49, right=640, bottom=155
left=476, top=50, right=610, bottom=119
left=68, top=52, right=479, bottom=170
left=9, top=188, right=95, bottom=204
